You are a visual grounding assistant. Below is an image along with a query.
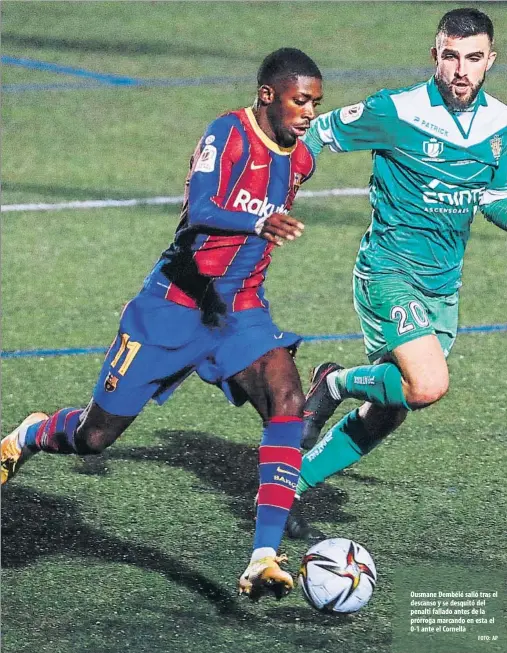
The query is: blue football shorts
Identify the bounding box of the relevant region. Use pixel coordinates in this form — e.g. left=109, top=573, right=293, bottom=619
left=93, top=288, right=301, bottom=416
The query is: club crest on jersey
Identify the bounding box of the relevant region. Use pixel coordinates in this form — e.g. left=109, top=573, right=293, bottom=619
left=490, top=135, right=502, bottom=161
left=104, top=373, right=119, bottom=393
left=293, top=173, right=303, bottom=195
left=423, top=138, right=444, bottom=158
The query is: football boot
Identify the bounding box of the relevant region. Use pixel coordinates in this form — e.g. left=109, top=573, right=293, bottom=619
left=238, top=553, right=293, bottom=601
left=1, top=413, right=48, bottom=484
left=284, top=496, right=311, bottom=539
left=301, top=362, right=344, bottom=450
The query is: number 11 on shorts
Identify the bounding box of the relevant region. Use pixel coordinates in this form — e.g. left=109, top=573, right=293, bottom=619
left=110, top=332, right=142, bottom=376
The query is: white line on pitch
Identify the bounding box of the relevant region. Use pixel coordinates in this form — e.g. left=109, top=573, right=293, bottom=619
left=1, top=187, right=369, bottom=213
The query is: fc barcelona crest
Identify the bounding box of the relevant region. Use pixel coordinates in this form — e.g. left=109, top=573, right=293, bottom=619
left=293, top=173, right=303, bottom=195
left=423, top=138, right=444, bottom=158
left=490, top=134, right=502, bottom=160
left=104, top=372, right=119, bottom=393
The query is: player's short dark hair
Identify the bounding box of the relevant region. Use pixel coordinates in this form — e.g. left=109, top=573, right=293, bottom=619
left=437, top=8, right=494, bottom=44
left=257, top=48, right=322, bottom=87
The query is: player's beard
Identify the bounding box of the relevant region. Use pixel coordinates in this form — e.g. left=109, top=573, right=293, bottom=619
left=267, top=103, right=297, bottom=148
left=275, top=129, right=297, bottom=148
left=435, top=73, right=485, bottom=112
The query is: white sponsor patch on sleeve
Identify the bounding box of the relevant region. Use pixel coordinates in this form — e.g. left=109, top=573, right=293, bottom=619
left=195, top=144, right=217, bottom=173
left=339, top=102, right=365, bottom=125
left=480, top=187, right=507, bottom=205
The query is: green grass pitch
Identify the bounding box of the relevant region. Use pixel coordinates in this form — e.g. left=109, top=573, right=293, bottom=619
left=2, top=3, right=506, bottom=653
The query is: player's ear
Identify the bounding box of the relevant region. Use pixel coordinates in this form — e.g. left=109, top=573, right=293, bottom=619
left=430, top=47, right=438, bottom=64
left=258, top=84, right=276, bottom=106
left=486, top=50, right=497, bottom=71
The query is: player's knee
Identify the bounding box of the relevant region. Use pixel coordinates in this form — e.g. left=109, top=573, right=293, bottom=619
left=405, top=376, right=449, bottom=410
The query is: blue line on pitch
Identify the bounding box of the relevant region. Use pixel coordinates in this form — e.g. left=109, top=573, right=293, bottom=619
left=3, top=55, right=505, bottom=93
left=1, top=76, right=254, bottom=93
left=1, top=346, right=110, bottom=359
left=3, top=55, right=435, bottom=84
left=1, top=55, right=141, bottom=85
left=2, top=323, right=506, bottom=359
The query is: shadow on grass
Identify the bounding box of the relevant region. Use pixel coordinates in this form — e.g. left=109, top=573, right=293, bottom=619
left=1, top=483, right=244, bottom=617
left=266, top=604, right=353, bottom=625
left=74, top=429, right=355, bottom=535
left=342, top=469, right=418, bottom=490
left=3, top=33, right=260, bottom=62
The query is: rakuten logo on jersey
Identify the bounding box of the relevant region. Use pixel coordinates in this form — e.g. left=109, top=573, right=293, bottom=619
left=233, top=189, right=286, bottom=217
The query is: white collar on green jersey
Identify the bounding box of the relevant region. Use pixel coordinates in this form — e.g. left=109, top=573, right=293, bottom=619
left=426, top=76, right=487, bottom=139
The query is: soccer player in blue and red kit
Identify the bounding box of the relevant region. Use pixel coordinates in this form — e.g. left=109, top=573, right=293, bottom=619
left=2, top=49, right=323, bottom=600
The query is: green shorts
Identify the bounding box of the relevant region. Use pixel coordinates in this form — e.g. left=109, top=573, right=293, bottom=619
left=353, top=274, right=459, bottom=363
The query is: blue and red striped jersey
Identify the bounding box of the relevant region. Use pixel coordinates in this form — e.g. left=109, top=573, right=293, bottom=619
left=154, top=107, right=315, bottom=317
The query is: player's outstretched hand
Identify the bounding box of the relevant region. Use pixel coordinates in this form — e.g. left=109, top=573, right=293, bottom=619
left=257, top=213, right=305, bottom=246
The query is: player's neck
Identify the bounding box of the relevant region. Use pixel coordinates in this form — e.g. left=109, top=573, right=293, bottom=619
left=251, top=101, right=278, bottom=145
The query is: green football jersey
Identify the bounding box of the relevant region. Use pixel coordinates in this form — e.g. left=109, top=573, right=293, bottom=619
left=303, top=77, right=507, bottom=295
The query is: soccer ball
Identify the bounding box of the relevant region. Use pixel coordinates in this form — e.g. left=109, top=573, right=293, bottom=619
left=298, top=538, right=377, bottom=613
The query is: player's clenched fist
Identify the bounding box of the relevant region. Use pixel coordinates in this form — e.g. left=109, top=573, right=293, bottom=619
left=255, top=213, right=305, bottom=246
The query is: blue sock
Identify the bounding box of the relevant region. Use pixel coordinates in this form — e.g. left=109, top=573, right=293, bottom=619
left=24, top=408, right=83, bottom=453
left=254, top=416, right=302, bottom=552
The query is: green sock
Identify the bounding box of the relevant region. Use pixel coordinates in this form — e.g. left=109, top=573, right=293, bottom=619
left=297, top=409, right=367, bottom=494
left=333, top=362, right=410, bottom=409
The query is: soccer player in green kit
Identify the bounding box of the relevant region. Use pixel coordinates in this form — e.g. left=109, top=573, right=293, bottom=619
left=287, top=7, right=507, bottom=538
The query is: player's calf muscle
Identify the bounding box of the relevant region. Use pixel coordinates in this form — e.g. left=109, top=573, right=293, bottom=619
left=265, top=356, right=304, bottom=417
left=270, top=383, right=304, bottom=417
left=74, top=428, right=116, bottom=455
left=401, top=363, right=449, bottom=408
left=393, top=336, right=449, bottom=408
left=403, top=376, right=449, bottom=409
left=74, top=407, right=134, bottom=454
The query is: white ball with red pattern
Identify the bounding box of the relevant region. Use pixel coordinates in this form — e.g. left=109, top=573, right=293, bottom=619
left=298, top=537, right=377, bottom=613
